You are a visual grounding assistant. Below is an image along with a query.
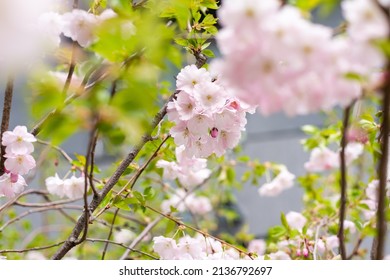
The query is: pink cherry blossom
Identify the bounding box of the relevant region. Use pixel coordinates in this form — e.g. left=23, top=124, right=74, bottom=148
left=342, top=0, right=389, bottom=42
left=4, top=153, right=36, bottom=175
left=304, top=147, right=340, bottom=172
left=268, top=251, right=291, bottom=260
left=2, top=126, right=36, bottom=155
left=157, top=145, right=211, bottom=188
left=176, top=65, right=212, bottom=95
left=286, top=211, right=307, bottom=231
left=248, top=239, right=266, bottom=256
left=258, top=168, right=295, bottom=197
left=169, top=66, right=250, bottom=158
left=62, top=9, right=98, bottom=47
left=0, top=173, right=27, bottom=198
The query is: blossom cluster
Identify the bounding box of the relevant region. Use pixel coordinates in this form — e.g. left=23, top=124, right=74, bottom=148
left=304, top=142, right=364, bottom=172
left=276, top=211, right=357, bottom=259
left=153, top=235, right=249, bottom=260
left=0, top=126, right=36, bottom=198
left=160, top=189, right=212, bottom=215
left=45, top=173, right=88, bottom=199
left=167, top=65, right=251, bottom=158
left=213, top=0, right=388, bottom=116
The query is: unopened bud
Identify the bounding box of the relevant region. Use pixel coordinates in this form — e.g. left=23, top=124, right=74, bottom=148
left=210, top=127, right=219, bottom=138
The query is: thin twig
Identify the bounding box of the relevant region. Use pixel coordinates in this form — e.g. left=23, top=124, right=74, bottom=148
left=101, top=209, right=119, bottom=260
left=0, top=205, right=83, bottom=232
left=0, top=241, right=66, bottom=254
left=338, top=105, right=352, bottom=260
left=347, top=236, right=364, bottom=260
left=85, top=238, right=158, bottom=260
left=0, top=76, right=14, bottom=174
left=0, top=190, right=49, bottom=214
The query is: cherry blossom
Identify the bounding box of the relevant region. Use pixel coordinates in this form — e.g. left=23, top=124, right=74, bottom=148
left=157, top=145, right=211, bottom=188
left=176, top=65, right=211, bottom=95
left=214, top=0, right=386, bottom=116
left=342, top=0, right=389, bottom=42
left=160, top=189, right=212, bottom=215
left=0, top=173, right=27, bottom=198
left=62, top=9, right=99, bottom=48
left=152, top=236, right=178, bottom=260
left=268, top=251, right=291, bottom=260
left=258, top=167, right=295, bottom=197
left=304, top=147, right=340, bottom=172
left=45, top=173, right=65, bottom=198
left=168, top=66, right=249, bottom=158
left=4, top=153, right=36, bottom=175
left=63, top=175, right=87, bottom=199
left=2, top=126, right=37, bottom=155
left=286, top=211, right=307, bottom=231
left=247, top=239, right=266, bottom=256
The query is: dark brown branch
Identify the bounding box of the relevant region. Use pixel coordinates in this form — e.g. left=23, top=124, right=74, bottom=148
left=0, top=76, right=14, bottom=174
left=338, top=105, right=352, bottom=260
left=375, top=63, right=390, bottom=260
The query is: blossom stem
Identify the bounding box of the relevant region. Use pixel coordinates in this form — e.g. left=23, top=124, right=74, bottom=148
left=338, top=104, right=352, bottom=260
left=0, top=76, right=14, bottom=174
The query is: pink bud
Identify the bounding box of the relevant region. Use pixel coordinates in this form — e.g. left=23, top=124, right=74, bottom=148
left=227, top=100, right=240, bottom=110
left=10, top=173, right=19, bottom=183
left=303, top=248, right=309, bottom=258
left=210, top=127, right=219, bottom=138
left=296, top=249, right=302, bottom=257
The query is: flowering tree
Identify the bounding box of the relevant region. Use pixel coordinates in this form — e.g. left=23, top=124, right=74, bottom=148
left=0, top=0, right=390, bottom=260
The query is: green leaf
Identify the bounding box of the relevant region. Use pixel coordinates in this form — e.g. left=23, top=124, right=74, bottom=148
left=133, top=190, right=146, bottom=206
left=280, top=212, right=290, bottom=231
left=202, top=49, right=215, bottom=57
left=201, top=0, right=219, bottom=9
left=269, top=226, right=287, bottom=239
left=113, top=196, right=131, bottom=211
left=144, top=186, right=156, bottom=200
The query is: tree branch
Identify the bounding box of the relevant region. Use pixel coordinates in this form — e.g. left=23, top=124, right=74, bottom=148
left=375, top=62, right=390, bottom=260
left=338, top=105, right=352, bottom=260
left=0, top=76, right=14, bottom=174
left=372, top=1, right=390, bottom=260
